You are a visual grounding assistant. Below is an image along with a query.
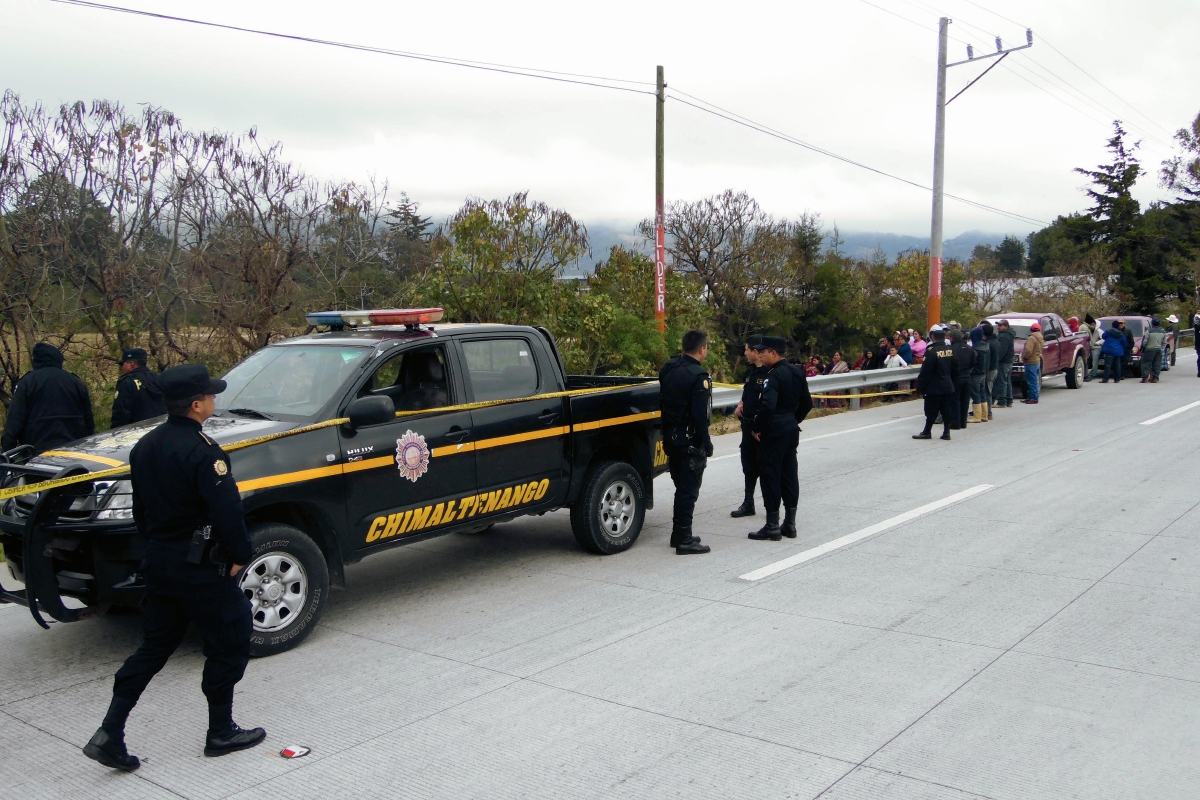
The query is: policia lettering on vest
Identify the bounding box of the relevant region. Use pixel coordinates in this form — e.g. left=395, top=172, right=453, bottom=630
left=731, top=336, right=766, bottom=519
left=747, top=337, right=812, bottom=542
left=658, top=330, right=713, bottom=555
left=84, top=365, right=266, bottom=772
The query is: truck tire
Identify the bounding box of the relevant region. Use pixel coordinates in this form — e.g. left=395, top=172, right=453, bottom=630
left=1066, top=354, right=1085, bottom=389
left=239, top=523, right=329, bottom=657
left=570, top=461, right=646, bottom=555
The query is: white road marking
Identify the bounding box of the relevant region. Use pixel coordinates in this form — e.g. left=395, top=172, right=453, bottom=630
left=738, top=484, right=994, bottom=581
left=709, top=415, right=922, bottom=462
left=1141, top=401, right=1200, bottom=426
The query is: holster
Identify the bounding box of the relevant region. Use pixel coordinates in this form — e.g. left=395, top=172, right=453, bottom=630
left=185, top=525, right=231, bottom=577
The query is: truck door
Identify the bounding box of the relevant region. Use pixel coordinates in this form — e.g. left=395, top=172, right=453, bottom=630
left=1041, top=316, right=1062, bottom=372
left=339, top=343, right=477, bottom=549
left=459, top=335, right=569, bottom=521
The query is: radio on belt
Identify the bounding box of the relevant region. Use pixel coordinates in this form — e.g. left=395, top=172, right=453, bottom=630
left=304, top=308, right=444, bottom=330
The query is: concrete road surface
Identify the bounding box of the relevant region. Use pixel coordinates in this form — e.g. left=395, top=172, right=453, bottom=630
left=3, top=353, right=1199, bottom=799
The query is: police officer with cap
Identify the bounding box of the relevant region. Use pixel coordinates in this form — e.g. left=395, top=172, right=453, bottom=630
left=659, top=330, right=713, bottom=555
left=85, top=364, right=264, bottom=772
left=748, top=336, right=812, bottom=541
left=912, top=326, right=959, bottom=440
left=731, top=335, right=765, bottom=518
left=111, top=348, right=166, bottom=428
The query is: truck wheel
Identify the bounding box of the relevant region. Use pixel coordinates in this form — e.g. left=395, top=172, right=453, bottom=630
left=1066, top=355, right=1085, bottom=389
left=570, top=461, right=645, bottom=555
left=239, top=523, right=329, bottom=657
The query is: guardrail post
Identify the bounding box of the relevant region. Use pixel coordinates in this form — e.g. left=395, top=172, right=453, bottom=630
left=850, top=395, right=860, bottom=411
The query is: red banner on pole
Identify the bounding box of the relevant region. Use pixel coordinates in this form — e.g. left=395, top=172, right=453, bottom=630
left=655, top=217, right=666, bottom=333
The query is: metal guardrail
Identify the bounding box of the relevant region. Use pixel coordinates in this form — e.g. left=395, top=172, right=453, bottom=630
left=712, top=366, right=922, bottom=410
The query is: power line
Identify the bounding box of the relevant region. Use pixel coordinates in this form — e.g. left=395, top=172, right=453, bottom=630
left=50, top=0, right=655, bottom=95
left=667, top=89, right=1048, bottom=226
left=952, top=0, right=1174, bottom=137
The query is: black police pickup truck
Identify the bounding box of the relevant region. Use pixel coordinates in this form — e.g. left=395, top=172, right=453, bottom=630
left=0, top=310, right=667, bottom=656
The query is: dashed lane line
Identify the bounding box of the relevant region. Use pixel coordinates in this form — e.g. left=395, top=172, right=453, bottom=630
left=1141, top=400, right=1200, bottom=426
left=737, top=484, right=994, bottom=581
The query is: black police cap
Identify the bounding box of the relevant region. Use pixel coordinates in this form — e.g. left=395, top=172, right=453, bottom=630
left=119, top=347, right=148, bottom=364
left=751, top=336, right=788, bottom=353
left=161, top=364, right=227, bottom=401
left=746, top=335, right=763, bottom=347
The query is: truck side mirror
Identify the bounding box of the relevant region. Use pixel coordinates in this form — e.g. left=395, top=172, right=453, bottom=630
left=345, top=396, right=395, bottom=429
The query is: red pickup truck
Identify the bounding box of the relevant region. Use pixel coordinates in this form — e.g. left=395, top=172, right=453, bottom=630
left=1096, top=316, right=1176, bottom=377
left=986, top=312, right=1091, bottom=398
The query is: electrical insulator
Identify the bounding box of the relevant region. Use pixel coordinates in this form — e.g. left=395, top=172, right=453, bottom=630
left=1026, top=28, right=1033, bottom=45
left=967, top=44, right=974, bottom=59
left=995, top=36, right=1002, bottom=51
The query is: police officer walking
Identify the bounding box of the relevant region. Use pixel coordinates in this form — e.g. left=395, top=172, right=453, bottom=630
left=84, top=365, right=264, bottom=772
left=731, top=335, right=765, bottom=518
left=913, top=326, right=959, bottom=440
left=747, top=337, right=812, bottom=541
left=1, top=341, right=94, bottom=454
left=659, top=330, right=713, bottom=555
left=111, top=348, right=166, bottom=428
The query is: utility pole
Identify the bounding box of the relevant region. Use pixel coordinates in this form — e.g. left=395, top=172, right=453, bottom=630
left=927, top=20, right=1033, bottom=331
left=928, top=18, right=948, bottom=331
left=655, top=65, right=666, bottom=334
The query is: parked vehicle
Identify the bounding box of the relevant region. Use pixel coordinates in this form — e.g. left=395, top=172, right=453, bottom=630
left=1095, top=316, right=1175, bottom=377
left=986, top=313, right=1091, bottom=397
left=0, top=310, right=668, bottom=656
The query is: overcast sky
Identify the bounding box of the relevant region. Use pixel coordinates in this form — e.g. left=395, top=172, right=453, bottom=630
left=4, top=0, right=1198, bottom=239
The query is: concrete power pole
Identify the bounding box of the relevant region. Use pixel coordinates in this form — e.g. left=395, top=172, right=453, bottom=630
left=927, top=18, right=949, bottom=332
left=655, top=65, right=666, bottom=334
left=927, top=19, right=1033, bottom=331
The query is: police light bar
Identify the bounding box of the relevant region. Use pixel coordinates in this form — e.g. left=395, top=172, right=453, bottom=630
left=305, top=308, right=444, bottom=328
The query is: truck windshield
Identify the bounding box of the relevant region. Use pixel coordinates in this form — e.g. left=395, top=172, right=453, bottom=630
left=989, top=320, right=1035, bottom=340
left=216, top=345, right=370, bottom=419
left=1100, top=319, right=1144, bottom=336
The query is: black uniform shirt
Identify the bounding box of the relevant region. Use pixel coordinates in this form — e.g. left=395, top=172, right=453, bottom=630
left=741, top=363, right=767, bottom=422
left=916, top=341, right=958, bottom=395
left=1, top=343, right=94, bottom=453
left=659, top=354, right=712, bottom=452
left=111, top=366, right=166, bottom=428
left=752, top=360, right=813, bottom=433
left=129, top=415, right=253, bottom=569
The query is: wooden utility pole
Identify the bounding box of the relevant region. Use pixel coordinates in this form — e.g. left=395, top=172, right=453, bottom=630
left=655, top=65, right=666, bottom=334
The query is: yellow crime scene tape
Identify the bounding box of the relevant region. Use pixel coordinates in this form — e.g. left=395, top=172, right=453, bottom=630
left=0, top=382, right=655, bottom=504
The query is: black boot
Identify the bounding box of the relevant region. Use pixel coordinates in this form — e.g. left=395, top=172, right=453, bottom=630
left=749, top=511, right=782, bottom=541
left=912, top=429, right=932, bottom=439
left=781, top=507, right=798, bottom=538
left=676, top=537, right=710, bottom=555
left=670, top=523, right=701, bottom=548
left=83, top=728, right=140, bottom=772
left=940, top=428, right=951, bottom=440
left=205, top=722, right=267, bottom=757
left=730, top=477, right=757, bottom=517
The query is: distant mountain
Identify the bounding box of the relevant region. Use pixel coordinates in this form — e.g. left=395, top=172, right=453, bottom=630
left=561, top=225, right=1030, bottom=277
left=829, top=230, right=1031, bottom=262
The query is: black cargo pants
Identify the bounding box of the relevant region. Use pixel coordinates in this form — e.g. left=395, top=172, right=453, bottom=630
left=755, top=422, right=800, bottom=514
left=667, top=449, right=706, bottom=531
left=954, top=379, right=971, bottom=428
left=109, top=566, right=252, bottom=725
left=739, top=424, right=759, bottom=489
left=923, top=393, right=955, bottom=434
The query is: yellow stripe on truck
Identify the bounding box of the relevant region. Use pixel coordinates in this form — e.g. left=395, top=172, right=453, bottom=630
left=39, top=451, right=127, bottom=468
left=236, top=412, right=659, bottom=494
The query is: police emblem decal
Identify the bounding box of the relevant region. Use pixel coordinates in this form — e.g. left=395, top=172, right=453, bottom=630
left=214, top=460, right=228, bottom=476
left=395, top=430, right=430, bottom=482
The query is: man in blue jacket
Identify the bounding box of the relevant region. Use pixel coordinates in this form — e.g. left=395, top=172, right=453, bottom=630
left=1100, top=323, right=1127, bottom=383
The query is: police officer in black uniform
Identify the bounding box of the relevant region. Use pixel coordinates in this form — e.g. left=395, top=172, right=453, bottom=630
left=111, top=348, right=166, bottom=428
left=659, top=330, right=713, bottom=555
left=948, top=326, right=973, bottom=430
left=731, top=335, right=765, bottom=518
left=1, top=341, right=94, bottom=454
left=748, top=337, right=812, bottom=541
left=84, top=365, right=265, bottom=772
left=912, top=326, right=959, bottom=441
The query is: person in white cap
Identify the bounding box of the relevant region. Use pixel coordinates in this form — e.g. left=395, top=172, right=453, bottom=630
left=1162, top=314, right=1179, bottom=372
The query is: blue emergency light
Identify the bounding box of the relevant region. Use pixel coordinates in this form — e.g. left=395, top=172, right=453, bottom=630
left=305, top=308, right=444, bottom=329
